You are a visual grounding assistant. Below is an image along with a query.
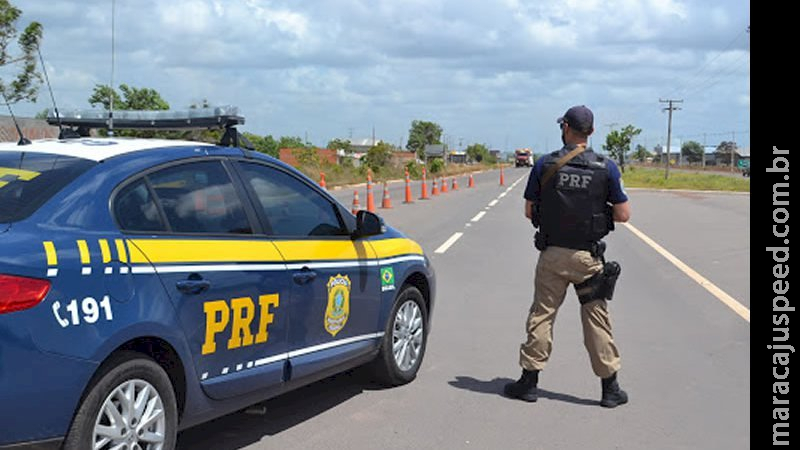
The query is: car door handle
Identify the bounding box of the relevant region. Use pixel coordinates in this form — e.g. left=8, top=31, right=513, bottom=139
left=176, top=278, right=211, bottom=295
left=293, top=269, right=317, bottom=285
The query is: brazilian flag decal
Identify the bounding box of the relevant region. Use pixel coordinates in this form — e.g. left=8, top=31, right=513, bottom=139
left=380, top=267, right=395, bottom=292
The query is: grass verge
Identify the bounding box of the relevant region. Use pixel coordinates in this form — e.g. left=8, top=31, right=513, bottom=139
left=621, top=167, right=750, bottom=192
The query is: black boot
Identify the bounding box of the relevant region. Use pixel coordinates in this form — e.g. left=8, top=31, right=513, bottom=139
left=600, top=372, right=628, bottom=408
left=504, top=369, right=539, bottom=402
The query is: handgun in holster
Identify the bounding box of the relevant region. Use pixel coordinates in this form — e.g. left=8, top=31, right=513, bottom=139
left=575, top=255, right=622, bottom=305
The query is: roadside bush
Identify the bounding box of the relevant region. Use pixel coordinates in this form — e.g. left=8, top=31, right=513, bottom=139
left=429, top=159, right=444, bottom=174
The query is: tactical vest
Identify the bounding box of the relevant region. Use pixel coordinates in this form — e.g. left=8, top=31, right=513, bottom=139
left=538, top=148, right=611, bottom=250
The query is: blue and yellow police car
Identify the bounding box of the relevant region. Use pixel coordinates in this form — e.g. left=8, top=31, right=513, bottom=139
left=0, top=107, right=435, bottom=449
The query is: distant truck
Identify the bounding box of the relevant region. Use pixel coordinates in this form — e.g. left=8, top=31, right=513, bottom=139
left=515, top=148, right=533, bottom=167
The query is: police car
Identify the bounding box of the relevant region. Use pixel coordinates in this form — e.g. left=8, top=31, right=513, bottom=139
left=0, top=108, right=435, bottom=449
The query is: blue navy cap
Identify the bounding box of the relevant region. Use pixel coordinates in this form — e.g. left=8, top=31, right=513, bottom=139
left=557, top=105, right=594, bottom=133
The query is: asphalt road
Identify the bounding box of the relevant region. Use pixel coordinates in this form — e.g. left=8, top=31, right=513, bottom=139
left=177, top=167, right=750, bottom=450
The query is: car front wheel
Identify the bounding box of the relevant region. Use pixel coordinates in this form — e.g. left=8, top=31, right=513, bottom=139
left=373, top=285, right=428, bottom=386
left=63, top=352, right=178, bottom=450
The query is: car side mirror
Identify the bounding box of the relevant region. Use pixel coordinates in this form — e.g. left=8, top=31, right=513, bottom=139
left=352, top=210, right=385, bottom=239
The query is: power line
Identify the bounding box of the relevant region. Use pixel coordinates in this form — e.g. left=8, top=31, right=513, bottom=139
left=666, top=25, right=749, bottom=99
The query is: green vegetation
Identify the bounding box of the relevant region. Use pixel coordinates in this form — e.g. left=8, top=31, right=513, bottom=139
left=407, top=120, right=443, bottom=160
left=622, top=167, right=750, bottom=192
left=603, top=124, right=641, bottom=173
left=0, top=0, right=43, bottom=105
left=293, top=159, right=500, bottom=188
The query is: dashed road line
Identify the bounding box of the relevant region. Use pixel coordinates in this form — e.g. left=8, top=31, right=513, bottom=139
left=471, top=211, right=486, bottom=222
left=433, top=172, right=527, bottom=254
left=435, top=232, right=464, bottom=254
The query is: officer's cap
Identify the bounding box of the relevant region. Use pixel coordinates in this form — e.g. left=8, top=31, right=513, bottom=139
left=557, top=105, right=594, bottom=133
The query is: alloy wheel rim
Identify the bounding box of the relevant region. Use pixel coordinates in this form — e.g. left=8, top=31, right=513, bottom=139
left=93, top=379, right=166, bottom=450
left=392, top=300, right=424, bottom=371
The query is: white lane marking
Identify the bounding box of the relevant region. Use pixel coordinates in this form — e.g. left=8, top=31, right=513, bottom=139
left=498, top=192, right=507, bottom=198
left=489, top=199, right=499, bottom=207
left=622, top=222, right=750, bottom=322
left=435, top=232, right=464, bottom=254
left=471, top=211, right=486, bottom=222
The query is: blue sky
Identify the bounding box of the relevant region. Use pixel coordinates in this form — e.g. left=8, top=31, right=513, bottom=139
left=8, top=0, right=749, bottom=153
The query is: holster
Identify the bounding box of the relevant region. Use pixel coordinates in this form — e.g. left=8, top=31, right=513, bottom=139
left=534, top=231, right=547, bottom=251
left=575, top=261, right=622, bottom=304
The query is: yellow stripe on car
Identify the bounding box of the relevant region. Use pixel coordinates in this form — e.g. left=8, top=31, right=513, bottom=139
left=127, top=239, right=284, bottom=263
left=369, top=238, right=424, bottom=259
left=77, top=240, right=91, bottom=265
left=273, top=240, right=378, bottom=261
left=115, top=239, right=128, bottom=263
left=43, top=241, right=58, bottom=266
left=99, top=239, right=112, bottom=263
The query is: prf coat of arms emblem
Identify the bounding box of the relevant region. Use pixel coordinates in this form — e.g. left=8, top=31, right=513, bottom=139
left=325, top=274, right=351, bottom=336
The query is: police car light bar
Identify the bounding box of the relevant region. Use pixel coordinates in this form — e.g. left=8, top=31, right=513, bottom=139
left=47, top=105, right=245, bottom=130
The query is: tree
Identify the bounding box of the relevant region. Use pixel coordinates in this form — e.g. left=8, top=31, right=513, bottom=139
left=243, top=133, right=279, bottom=158
left=363, top=141, right=393, bottom=173
left=278, top=136, right=307, bottom=150
left=327, top=138, right=352, bottom=154
left=465, top=143, right=490, bottom=163
left=715, top=141, right=738, bottom=166
left=681, top=141, right=704, bottom=164
left=406, top=120, right=442, bottom=161
left=292, top=147, right=320, bottom=168
left=602, top=125, right=641, bottom=173
left=631, top=144, right=652, bottom=162
left=0, top=1, right=43, bottom=105
left=89, top=84, right=169, bottom=110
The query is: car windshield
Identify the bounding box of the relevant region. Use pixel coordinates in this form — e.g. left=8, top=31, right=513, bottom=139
left=0, top=151, right=96, bottom=223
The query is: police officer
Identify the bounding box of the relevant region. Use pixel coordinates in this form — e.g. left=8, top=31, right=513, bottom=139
left=504, top=105, right=631, bottom=408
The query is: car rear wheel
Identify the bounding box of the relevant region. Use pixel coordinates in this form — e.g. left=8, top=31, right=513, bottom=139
left=63, top=352, right=178, bottom=450
left=372, top=285, right=428, bottom=386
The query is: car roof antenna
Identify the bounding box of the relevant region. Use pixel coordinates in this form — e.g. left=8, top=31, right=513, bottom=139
left=107, top=0, right=116, bottom=137
left=37, top=47, right=78, bottom=140
left=1, top=91, right=31, bottom=146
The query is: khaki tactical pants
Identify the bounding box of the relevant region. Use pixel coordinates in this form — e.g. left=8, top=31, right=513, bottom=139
left=519, top=246, right=621, bottom=378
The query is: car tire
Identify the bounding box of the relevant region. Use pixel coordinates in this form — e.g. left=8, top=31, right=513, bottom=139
left=63, top=351, right=178, bottom=450
left=372, top=285, right=428, bottom=386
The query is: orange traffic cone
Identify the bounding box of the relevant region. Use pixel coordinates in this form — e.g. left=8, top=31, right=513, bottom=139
left=500, top=167, right=505, bottom=186
left=319, top=172, right=327, bottom=189
left=381, top=182, right=393, bottom=209
left=468, top=173, right=475, bottom=188
left=404, top=171, right=414, bottom=203
left=441, top=177, right=448, bottom=193
left=452, top=177, right=458, bottom=190
left=367, top=176, right=375, bottom=212
left=420, top=171, right=429, bottom=200
left=432, top=178, right=439, bottom=196
left=351, top=190, right=361, bottom=215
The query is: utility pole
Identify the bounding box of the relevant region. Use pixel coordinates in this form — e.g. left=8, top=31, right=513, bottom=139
left=660, top=99, right=683, bottom=179
left=731, top=131, right=736, bottom=171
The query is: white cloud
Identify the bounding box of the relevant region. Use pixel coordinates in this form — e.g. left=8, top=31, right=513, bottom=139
left=10, top=0, right=749, bottom=150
